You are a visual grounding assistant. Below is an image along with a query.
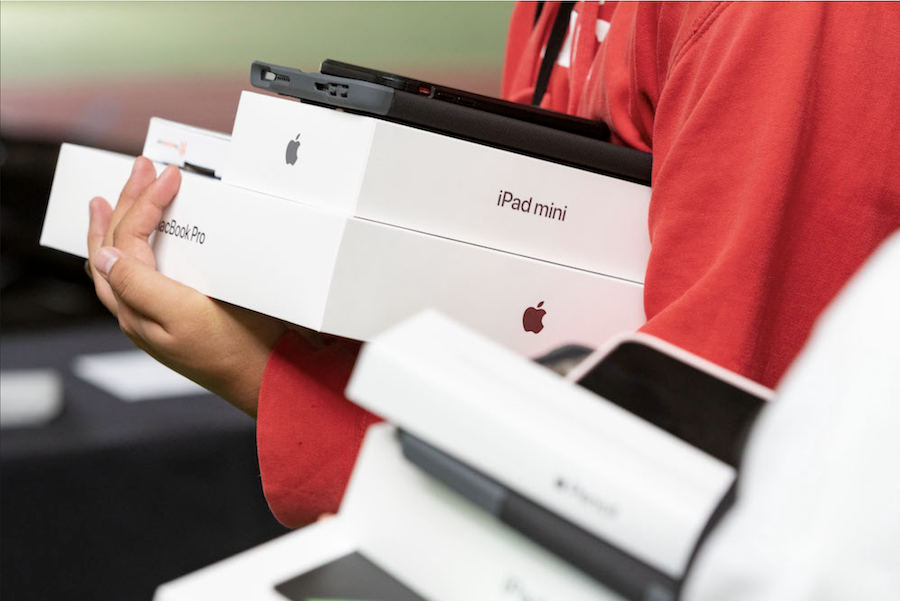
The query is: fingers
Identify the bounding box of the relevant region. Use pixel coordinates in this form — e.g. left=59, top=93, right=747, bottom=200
left=122, top=156, right=159, bottom=202
left=87, top=196, right=118, bottom=314
left=86, top=158, right=184, bottom=329
left=88, top=196, right=112, bottom=259
left=92, top=245, right=195, bottom=326
left=113, top=164, right=181, bottom=263
left=104, top=157, right=157, bottom=247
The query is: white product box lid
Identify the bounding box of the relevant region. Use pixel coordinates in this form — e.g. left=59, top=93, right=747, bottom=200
left=346, top=311, right=735, bottom=578
left=154, top=424, right=622, bottom=601
left=224, top=91, right=652, bottom=283
left=40, top=144, right=646, bottom=358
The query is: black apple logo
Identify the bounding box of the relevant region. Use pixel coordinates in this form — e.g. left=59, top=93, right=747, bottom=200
left=285, top=134, right=301, bottom=165
left=523, top=301, right=546, bottom=334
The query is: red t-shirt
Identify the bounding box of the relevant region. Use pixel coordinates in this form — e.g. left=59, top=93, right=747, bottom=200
left=258, top=1, right=900, bottom=528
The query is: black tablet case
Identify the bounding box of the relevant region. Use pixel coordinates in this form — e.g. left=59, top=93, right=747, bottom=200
left=251, top=61, right=652, bottom=186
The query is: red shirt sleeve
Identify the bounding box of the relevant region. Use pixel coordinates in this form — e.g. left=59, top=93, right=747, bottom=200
left=580, top=2, right=900, bottom=387
left=256, top=331, right=381, bottom=528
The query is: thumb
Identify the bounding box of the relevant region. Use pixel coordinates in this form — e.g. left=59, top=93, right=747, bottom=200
left=92, top=246, right=194, bottom=324
left=93, top=246, right=123, bottom=280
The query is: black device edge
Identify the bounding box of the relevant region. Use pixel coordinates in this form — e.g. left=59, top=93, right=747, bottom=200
left=251, top=61, right=395, bottom=115
left=320, top=58, right=610, bottom=141
left=574, top=341, right=767, bottom=469
left=398, top=430, right=681, bottom=601
left=251, top=60, right=652, bottom=186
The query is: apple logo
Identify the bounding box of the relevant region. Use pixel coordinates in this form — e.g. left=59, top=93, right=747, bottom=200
left=523, top=301, right=546, bottom=334
left=285, top=134, right=301, bottom=165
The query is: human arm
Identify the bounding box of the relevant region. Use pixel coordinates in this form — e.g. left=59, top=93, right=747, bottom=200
left=88, top=157, right=377, bottom=527
left=88, top=159, right=380, bottom=526
left=87, top=158, right=288, bottom=417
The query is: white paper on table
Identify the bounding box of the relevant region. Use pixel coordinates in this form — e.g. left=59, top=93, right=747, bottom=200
left=72, top=350, right=208, bottom=402
left=0, top=369, right=64, bottom=427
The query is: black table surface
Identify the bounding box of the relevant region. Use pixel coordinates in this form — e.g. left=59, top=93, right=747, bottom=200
left=2, top=322, right=257, bottom=460
left=1, top=321, right=289, bottom=601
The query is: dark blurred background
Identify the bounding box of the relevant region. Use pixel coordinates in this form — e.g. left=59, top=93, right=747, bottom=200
left=0, top=2, right=512, bottom=599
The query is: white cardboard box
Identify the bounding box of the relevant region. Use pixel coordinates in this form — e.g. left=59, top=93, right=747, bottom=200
left=346, top=311, right=735, bottom=579
left=154, top=424, right=622, bottom=601
left=225, top=91, right=652, bottom=282
left=142, top=117, right=230, bottom=178
left=41, top=143, right=646, bottom=357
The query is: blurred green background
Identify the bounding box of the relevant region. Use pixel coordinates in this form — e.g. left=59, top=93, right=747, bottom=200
left=0, top=1, right=513, bottom=151
left=1, top=1, right=512, bottom=82
left=0, top=1, right=514, bottom=330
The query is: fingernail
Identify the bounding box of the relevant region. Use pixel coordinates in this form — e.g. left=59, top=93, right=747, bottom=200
left=93, top=247, right=121, bottom=278
left=161, top=163, right=179, bottom=180
left=131, top=158, right=142, bottom=175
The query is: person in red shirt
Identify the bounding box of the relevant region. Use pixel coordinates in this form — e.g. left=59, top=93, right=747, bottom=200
left=87, top=1, right=900, bottom=528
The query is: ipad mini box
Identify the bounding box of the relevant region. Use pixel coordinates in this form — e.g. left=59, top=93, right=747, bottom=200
left=41, top=139, right=645, bottom=357
left=224, top=91, right=652, bottom=283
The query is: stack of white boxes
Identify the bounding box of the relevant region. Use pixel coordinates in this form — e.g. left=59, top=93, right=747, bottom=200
left=41, top=91, right=652, bottom=357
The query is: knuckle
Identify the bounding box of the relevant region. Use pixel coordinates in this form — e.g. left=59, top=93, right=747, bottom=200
left=111, top=265, right=135, bottom=301
left=150, top=328, right=177, bottom=356
left=104, top=227, right=117, bottom=248
left=118, top=316, right=137, bottom=340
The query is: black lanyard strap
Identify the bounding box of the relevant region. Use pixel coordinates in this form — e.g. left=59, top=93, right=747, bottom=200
left=532, top=1, right=576, bottom=106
